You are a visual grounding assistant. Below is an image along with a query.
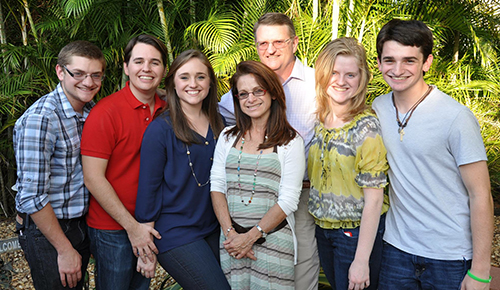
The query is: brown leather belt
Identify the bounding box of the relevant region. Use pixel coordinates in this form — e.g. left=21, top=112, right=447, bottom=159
left=302, top=180, right=310, bottom=188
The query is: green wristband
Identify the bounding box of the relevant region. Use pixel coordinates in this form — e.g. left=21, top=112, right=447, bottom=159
left=467, top=269, right=492, bottom=283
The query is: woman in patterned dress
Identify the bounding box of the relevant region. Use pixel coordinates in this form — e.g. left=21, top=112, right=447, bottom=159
left=210, top=60, right=305, bottom=290
left=308, top=37, right=389, bottom=290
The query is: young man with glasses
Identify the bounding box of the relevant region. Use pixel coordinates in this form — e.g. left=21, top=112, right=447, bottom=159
left=218, top=12, right=319, bottom=290
left=80, top=35, right=167, bottom=290
left=14, top=40, right=105, bottom=290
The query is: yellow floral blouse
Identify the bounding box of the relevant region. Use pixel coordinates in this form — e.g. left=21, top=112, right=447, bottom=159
left=308, top=109, right=389, bottom=229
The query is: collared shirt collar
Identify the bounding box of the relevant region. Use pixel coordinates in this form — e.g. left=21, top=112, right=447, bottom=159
left=283, top=57, right=307, bottom=86
left=122, top=81, right=166, bottom=113
left=55, top=83, right=95, bottom=119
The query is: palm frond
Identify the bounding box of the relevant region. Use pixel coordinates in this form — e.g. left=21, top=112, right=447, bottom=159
left=185, top=11, right=239, bottom=54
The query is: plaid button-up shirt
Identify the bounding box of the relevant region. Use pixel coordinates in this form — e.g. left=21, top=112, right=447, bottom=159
left=14, top=84, right=94, bottom=219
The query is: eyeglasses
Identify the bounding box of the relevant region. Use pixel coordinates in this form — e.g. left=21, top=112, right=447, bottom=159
left=236, top=89, right=267, bottom=100
left=62, top=65, right=105, bottom=82
left=256, top=37, right=294, bottom=51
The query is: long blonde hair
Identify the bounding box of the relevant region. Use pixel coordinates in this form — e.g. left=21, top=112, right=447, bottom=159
left=315, top=37, right=372, bottom=122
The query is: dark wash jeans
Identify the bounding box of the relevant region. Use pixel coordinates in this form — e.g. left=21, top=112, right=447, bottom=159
left=379, top=242, right=471, bottom=290
left=88, top=227, right=150, bottom=290
left=157, top=229, right=230, bottom=290
left=316, top=214, right=385, bottom=290
left=18, top=216, right=90, bottom=290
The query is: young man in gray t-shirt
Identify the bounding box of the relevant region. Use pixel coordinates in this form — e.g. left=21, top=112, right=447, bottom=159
left=372, top=19, right=493, bottom=290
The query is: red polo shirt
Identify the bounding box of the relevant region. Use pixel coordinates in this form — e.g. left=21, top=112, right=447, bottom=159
left=81, top=82, right=166, bottom=230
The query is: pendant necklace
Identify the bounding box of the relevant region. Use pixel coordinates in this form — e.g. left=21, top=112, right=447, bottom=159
left=186, top=142, right=210, bottom=187
left=392, top=85, right=432, bottom=142
left=237, top=134, right=266, bottom=206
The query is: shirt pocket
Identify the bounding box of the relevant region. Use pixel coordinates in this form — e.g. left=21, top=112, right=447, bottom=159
left=52, top=135, right=81, bottom=170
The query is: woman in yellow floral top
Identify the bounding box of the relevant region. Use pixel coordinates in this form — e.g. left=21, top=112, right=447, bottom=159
left=308, top=37, right=389, bottom=290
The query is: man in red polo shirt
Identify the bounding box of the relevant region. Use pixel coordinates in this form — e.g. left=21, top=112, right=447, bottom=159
left=81, top=35, right=167, bottom=290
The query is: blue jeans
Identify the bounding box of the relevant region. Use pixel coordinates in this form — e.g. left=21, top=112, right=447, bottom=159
left=379, top=242, right=471, bottom=290
left=157, top=229, right=230, bottom=290
left=316, top=214, right=385, bottom=290
left=18, top=216, right=90, bottom=290
left=88, top=227, right=150, bottom=290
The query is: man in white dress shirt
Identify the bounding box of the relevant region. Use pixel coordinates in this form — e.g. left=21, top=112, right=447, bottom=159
left=218, top=12, right=319, bottom=290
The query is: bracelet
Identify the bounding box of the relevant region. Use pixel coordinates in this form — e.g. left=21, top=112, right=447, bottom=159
left=226, top=227, right=234, bottom=236
left=467, top=269, right=492, bottom=283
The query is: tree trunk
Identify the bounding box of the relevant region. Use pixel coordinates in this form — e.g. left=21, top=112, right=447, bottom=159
left=346, top=0, right=354, bottom=37
left=0, top=2, right=6, bottom=47
left=189, top=0, right=195, bottom=24
left=313, top=0, right=318, bottom=22
left=23, top=0, right=38, bottom=42
left=358, top=18, right=366, bottom=43
left=8, top=127, right=16, bottom=216
left=453, top=30, right=460, bottom=63
left=331, top=0, right=341, bottom=40
left=156, top=0, right=174, bottom=66
left=21, top=11, right=28, bottom=68
left=0, top=1, right=7, bottom=73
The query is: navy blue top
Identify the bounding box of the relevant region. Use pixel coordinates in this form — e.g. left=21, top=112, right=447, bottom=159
left=135, top=112, right=219, bottom=254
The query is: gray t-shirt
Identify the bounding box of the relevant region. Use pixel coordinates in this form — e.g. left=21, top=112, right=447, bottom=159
left=372, top=86, right=487, bottom=260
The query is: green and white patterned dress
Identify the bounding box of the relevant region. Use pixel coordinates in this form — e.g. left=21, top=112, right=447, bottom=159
left=221, top=147, right=294, bottom=290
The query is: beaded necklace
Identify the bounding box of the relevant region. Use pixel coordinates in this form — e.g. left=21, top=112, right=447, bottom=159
left=186, top=143, right=210, bottom=187
left=237, top=135, right=266, bottom=206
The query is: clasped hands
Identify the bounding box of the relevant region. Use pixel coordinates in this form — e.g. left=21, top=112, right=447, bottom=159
left=136, top=252, right=156, bottom=278
left=224, top=230, right=259, bottom=260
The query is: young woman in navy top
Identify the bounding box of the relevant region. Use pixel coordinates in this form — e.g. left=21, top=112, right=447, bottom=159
left=135, top=50, right=229, bottom=289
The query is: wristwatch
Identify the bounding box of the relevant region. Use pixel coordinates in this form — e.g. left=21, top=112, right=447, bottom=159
left=255, top=224, right=267, bottom=238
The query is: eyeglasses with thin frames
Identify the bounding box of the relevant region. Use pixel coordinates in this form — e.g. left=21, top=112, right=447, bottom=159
left=62, top=65, right=105, bottom=82
left=256, top=37, right=294, bottom=51
left=237, top=89, right=267, bottom=100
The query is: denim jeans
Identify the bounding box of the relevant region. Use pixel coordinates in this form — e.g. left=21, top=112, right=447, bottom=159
left=157, top=229, right=230, bottom=290
left=379, top=242, right=471, bottom=290
left=88, top=227, right=150, bottom=290
left=18, top=216, right=90, bottom=290
left=316, top=214, right=385, bottom=290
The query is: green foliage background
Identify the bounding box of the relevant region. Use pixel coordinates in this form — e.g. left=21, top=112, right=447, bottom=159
left=0, top=0, right=499, bottom=218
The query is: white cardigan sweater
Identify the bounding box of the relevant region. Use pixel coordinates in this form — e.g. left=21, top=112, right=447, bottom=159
left=210, top=126, right=306, bottom=263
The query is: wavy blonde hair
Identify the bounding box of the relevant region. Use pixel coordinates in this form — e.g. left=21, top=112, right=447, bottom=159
left=315, top=37, right=372, bottom=123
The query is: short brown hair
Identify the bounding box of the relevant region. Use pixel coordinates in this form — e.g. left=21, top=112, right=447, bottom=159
left=124, top=34, right=168, bottom=67
left=315, top=37, right=371, bottom=123
left=228, top=60, right=297, bottom=149
left=253, top=13, right=296, bottom=40
left=57, top=40, right=105, bottom=70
